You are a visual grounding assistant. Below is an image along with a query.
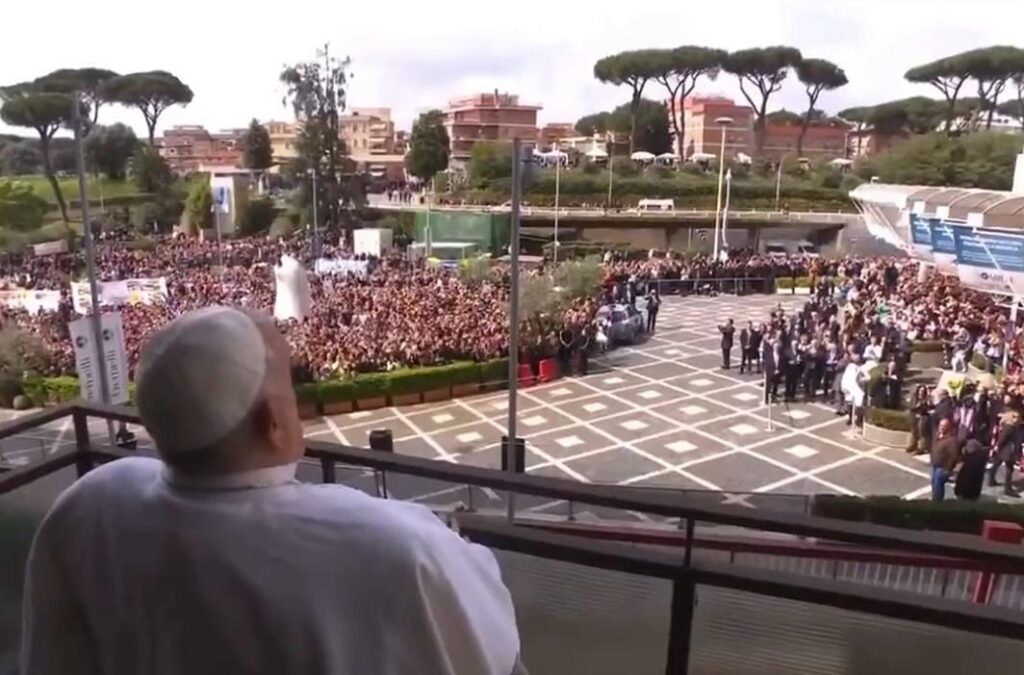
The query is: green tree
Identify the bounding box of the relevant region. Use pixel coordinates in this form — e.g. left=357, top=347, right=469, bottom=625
left=905, top=54, right=973, bottom=133
left=103, top=71, right=194, bottom=144
left=35, top=68, right=118, bottom=128
left=131, top=144, right=174, bottom=194
left=998, top=97, right=1024, bottom=129
left=651, top=46, right=726, bottom=157
left=0, top=179, right=48, bottom=231
left=85, top=123, right=139, bottom=179
left=405, top=110, right=450, bottom=182
left=183, top=178, right=212, bottom=231
left=766, top=109, right=802, bottom=125
left=795, top=58, right=848, bottom=156
left=841, top=97, right=947, bottom=136
left=240, top=118, right=273, bottom=170
left=609, top=99, right=672, bottom=155
left=593, top=49, right=663, bottom=153
left=553, top=257, right=603, bottom=300
left=0, top=142, right=39, bottom=175
left=575, top=111, right=612, bottom=136
left=468, top=141, right=512, bottom=187
left=281, top=44, right=364, bottom=246
left=869, top=131, right=1020, bottom=189
left=238, top=197, right=277, bottom=236
left=723, top=46, right=803, bottom=154
left=0, top=84, right=83, bottom=223
left=959, top=47, right=1024, bottom=129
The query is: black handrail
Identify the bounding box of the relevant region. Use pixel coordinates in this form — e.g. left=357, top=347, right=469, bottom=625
left=454, top=514, right=1024, bottom=641
left=3, top=402, right=1024, bottom=571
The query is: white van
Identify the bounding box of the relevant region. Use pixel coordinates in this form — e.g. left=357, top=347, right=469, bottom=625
left=761, top=240, right=819, bottom=257
left=636, top=199, right=675, bottom=212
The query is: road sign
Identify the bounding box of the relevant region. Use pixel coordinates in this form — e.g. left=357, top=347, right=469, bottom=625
left=69, top=312, right=130, bottom=404
left=212, top=186, right=230, bottom=213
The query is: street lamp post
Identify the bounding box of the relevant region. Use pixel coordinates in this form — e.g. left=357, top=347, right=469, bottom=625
left=712, top=116, right=733, bottom=261
left=722, top=168, right=732, bottom=258
left=310, top=169, right=320, bottom=259
left=553, top=143, right=561, bottom=262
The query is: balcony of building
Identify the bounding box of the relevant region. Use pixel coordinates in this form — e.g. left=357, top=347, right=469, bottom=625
left=2, top=403, right=1023, bottom=674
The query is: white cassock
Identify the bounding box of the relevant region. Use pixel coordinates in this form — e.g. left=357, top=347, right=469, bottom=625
left=21, top=457, right=520, bottom=675
left=841, top=363, right=866, bottom=407
left=273, top=254, right=311, bottom=321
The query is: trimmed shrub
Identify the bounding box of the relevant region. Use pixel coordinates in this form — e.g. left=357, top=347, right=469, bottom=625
left=775, top=276, right=813, bottom=290
left=478, top=358, right=510, bottom=385
left=318, top=378, right=358, bottom=404
left=910, top=340, right=944, bottom=353
left=294, top=382, right=320, bottom=406
left=22, top=376, right=80, bottom=406
left=812, top=494, right=1024, bottom=535
left=865, top=407, right=913, bottom=432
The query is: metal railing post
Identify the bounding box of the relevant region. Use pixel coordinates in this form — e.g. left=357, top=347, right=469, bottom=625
left=684, top=518, right=696, bottom=568
left=664, top=575, right=696, bottom=675
left=320, top=457, right=337, bottom=484
left=72, top=408, right=94, bottom=478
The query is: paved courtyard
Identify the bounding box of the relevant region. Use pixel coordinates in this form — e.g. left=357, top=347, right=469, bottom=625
left=0, top=294, right=943, bottom=518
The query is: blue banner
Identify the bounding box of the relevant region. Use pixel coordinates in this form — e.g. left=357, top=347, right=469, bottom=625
left=909, top=214, right=932, bottom=246
left=953, top=228, right=1024, bottom=273
left=930, top=220, right=957, bottom=254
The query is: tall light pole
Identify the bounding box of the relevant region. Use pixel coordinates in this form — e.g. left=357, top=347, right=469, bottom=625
left=507, top=137, right=524, bottom=523
left=309, top=168, right=320, bottom=259
left=553, top=142, right=561, bottom=262
left=722, top=168, right=732, bottom=259
left=712, top=116, right=733, bottom=261
left=426, top=175, right=434, bottom=258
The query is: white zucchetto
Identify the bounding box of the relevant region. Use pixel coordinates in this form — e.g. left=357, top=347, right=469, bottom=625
left=136, top=305, right=267, bottom=456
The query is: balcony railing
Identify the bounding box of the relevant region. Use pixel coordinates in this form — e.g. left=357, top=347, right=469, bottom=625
left=2, top=403, right=1024, bottom=674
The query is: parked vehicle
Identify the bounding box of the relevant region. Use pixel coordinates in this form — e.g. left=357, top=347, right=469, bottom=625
left=596, top=304, right=644, bottom=345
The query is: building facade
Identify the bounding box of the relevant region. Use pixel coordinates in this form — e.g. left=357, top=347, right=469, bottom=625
left=265, top=121, right=300, bottom=163
left=673, top=96, right=754, bottom=159
left=539, top=123, right=577, bottom=150
left=760, top=122, right=849, bottom=161
left=157, top=125, right=242, bottom=173
left=340, top=107, right=395, bottom=156
left=443, top=92, right=541, bottom=161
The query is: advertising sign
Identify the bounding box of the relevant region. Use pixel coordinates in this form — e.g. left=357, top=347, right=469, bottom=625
left=952, top=227, right=1024, bottom=295
left=68, top=312, right=130, bottom=404
left=314, top=259, right=370, bottom=277
left=908, top=214, right=934, bottom=262
left=929, top=219, right=960, bottom=275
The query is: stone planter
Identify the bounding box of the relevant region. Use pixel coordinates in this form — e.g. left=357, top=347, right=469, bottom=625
left=479, top=380, right=507, bottom=393
left=391, top=392, right=422, bottom=407
left=297, top=400, right=320, bottom=420
left=323, top=400, right=353, bottom=416
left=423, top=386, right=452, bottom=403
left=775, top=287, right=811, bottom=295
left=863, top=422, right=912, bottom=448
left=452, top=382, right=480, bottom=397
left=911, top=349, right=945, bottom=369
left=356, top=396, right=387, bottom=411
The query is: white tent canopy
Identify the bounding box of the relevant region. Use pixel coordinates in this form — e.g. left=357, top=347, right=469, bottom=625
left=585, top=147, right=609, bottom=158
left=631, top=151, right=656, bottom=161
left=690, top=152, right=716, bottom=162
left=830, top=158, right=854, bottom=167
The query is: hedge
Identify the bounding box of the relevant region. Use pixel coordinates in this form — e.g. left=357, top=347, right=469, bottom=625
left=865, top=407, right=913, bottom=432
left=21, top=358, right=513, bottom=410
left=910, top=340, right=944, bottom=353
left=812, top=494, right=1024, bottom=535
left=774, top=276, right=813, bottom=290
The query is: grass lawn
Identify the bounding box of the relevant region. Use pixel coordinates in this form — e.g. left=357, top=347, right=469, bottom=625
left=11, top=175, right=142, bottom=203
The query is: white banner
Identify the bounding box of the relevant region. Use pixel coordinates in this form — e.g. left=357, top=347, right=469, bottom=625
left=70, top=277, right=168, bottom=314
left=314, top=258, right=370, bottom=277
left=68, top=312, right=130, bottom=404
left=0, top=289, right=61, bottom=314
left=32, top=239, right=68, bottom=256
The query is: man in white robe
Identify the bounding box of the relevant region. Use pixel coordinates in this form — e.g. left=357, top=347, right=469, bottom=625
left=21, top=306, right=523, bottom=675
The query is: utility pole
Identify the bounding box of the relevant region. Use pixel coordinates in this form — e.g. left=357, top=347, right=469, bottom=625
left=506, top=137, right=523, bottom=523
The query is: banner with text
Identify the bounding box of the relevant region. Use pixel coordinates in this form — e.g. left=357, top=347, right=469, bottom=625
left=908, top=214, right=934, bottom=262
left=70, top=277, right=169, bottom=314
left=952, top=227, right=1024, bottom=295
left=314, top=258, right=369, bottom=278
left=0, top=289, right=61, bottom=314
left=928, top=219, right=960, bottom=275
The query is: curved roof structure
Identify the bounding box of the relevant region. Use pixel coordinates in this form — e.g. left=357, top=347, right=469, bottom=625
left=849, top=183, right=1024, bottom=229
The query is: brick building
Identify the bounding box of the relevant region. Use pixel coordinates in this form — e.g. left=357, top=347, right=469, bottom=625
left=673, top=96, right=753, bottom=159
left=539, top=122, right=577, bottom=150
left=340, top=107, right=395, bottom=155
left=761, top=122, right=849, bottom=161
left=443, top=92, right=541, bottom=161
left=157, top=125, right=242, bottom=173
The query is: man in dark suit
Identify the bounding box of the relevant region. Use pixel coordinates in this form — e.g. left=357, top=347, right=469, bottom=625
left=750, top=323, right=765, bottom=374
left=739, top=322, right=751, bottom=374
left=762, top=336, right=781, bottom=404
left=719, top=319, right=735, bottom=369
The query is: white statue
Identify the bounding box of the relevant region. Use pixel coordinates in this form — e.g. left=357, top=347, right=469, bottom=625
left=273, top=254, right=311, bottom=321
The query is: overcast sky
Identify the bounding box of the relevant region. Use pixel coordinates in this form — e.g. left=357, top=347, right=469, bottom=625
left=2, top=0, right=1020, bottom=138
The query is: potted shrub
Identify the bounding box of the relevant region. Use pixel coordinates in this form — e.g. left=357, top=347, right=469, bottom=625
left=294, top=382, right=321, bottom=420
left=419, top=365, right=453, bottom=403
left=319, top=378, right=357, bottom=415
left=478, top=358, right=510, bottom=392
left=353, top=373, right=389, bottom=411
left=863, top=407, right=913, bottom=447
left=386, top=368, right=426, bottom=407
left=910, top=339, right=945, bottom=369
left=449, top=361, right=482, bottom=397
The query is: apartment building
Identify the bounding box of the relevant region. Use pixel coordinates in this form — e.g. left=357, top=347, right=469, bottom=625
left=340, top=107, right=395, bottom=155
left=156, top=125, right=241, bottom=173
left=443, top=92, right=541, bottom=161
